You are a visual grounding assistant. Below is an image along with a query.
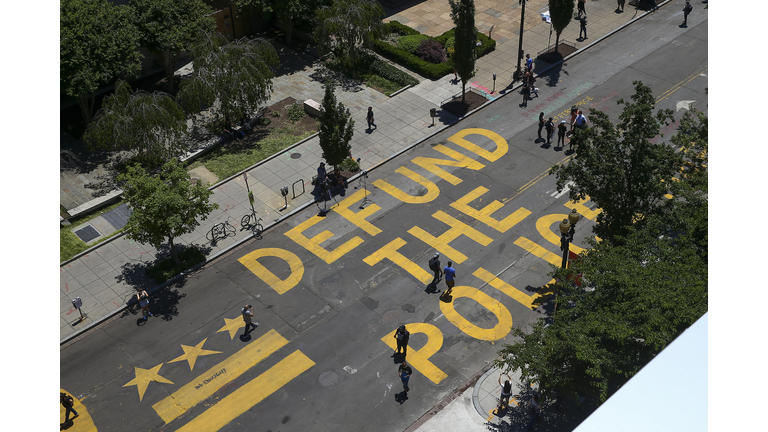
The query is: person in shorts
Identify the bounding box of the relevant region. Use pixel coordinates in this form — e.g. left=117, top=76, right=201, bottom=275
left=137, top=290, right=153, bottom=320
left=443, top=261, right=456, bottom=296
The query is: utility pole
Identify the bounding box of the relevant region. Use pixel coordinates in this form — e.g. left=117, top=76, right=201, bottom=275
left=514, top=0, right=528, bottom=81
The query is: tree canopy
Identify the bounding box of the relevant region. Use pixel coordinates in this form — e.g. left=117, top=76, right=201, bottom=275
left=61, top=0, right=143, bottom=125
left=129, top=0, right=216, bottom=92
left=234, top=0, right=317, bottom=43
left=550, top=81, right=680, bottom=245
left=449, top=0, right=477, bottom=102
left=83, top=80, right=188, bottom=163
left=176, top=33, right=279, bottom=122
left=549, top=0, right=575, bottom=55
left=318, top=80, right=355, bottom=169
left=118, top=159, right=219, bottom=265
left=314, top=0, right=385, bottom=68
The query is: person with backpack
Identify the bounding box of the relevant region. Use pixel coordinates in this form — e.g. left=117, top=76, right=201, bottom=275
left=61, top=392, right=79, bottom=423
left=544, top=117, right=555, bottom=145
left=428, top=253, right=443, bottom=286
left=682, top=1, right=693, bottom=26
left=557, top=120, right=568, bottom=149
left=394, top=324, right=410, bottom=355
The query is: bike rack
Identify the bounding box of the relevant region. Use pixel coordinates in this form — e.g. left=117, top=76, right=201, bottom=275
left=292, top=179, right=305, bottom=199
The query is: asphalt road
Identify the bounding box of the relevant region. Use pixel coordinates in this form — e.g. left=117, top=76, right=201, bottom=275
left=60, top=12, right=708, bottom=432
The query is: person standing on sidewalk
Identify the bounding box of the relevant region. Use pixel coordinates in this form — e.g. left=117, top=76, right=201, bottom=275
left=394, top=324, right=410, bottom=355
left=443, top=261, right=456, bottom=297
left=137, top=290, right=153, bottom=320
left=398, top=360, right=413, bottom=393
left=579, top=15, right=588, bottom=40
left=428, top=253, right=443, bottom=287
left=241, top=304, right=258, bottom=337
left=537, top=113, right=545, bottom=141
left=682, top=1, right=693, bottom=26
left=577, top=0, right=586, bottom=16
left=366, top=106, right=377, bottom=130
left=617, top=0, right=625, bottom=12
left=545, top=117, right=555, bottom=145
left=498, top=373, right=513, bottom=409
left=521, top=83, right=530, bottom=107
left=61, top=392, right=79, bottom=423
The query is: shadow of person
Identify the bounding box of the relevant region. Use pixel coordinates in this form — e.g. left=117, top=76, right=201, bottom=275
left=424, top=282, right=441, bottom=294
left=394, top=391, right=409, bottom=404
left=137, top=317, right=147, bottom=326
left=391, top=352, right=405, bottom=363
left=239, top=333, right=252, bottom=342
left=439, top=292, right=453, bottom=303
left=60, top=419, right=74, bottom=430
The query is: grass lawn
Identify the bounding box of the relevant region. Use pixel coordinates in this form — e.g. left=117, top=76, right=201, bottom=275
left=60, top=200, right=127, bottom=263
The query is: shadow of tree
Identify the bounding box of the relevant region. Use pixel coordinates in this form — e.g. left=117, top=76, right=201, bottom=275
left=308, top=65, right=365, bottom=93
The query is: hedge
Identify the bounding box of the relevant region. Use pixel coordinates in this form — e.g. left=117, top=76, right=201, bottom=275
left=374, top=21, right=496, bottom=80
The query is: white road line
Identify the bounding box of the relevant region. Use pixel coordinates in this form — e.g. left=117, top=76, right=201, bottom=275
left=551, top=181, right=573, bottom=198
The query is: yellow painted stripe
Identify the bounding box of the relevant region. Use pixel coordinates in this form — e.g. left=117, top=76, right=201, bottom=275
left=564, top=195, right=602, bottom=221
left=381, top=323, right=448, bottom=384
left=474, top=268, right=537, bottom=310
left=152, top=330, right=289, bottom=424
left=513, top=237, right=562, bottom=266
left=174, top=350, right=315, bottom=432
left=655, top=66, right=707, bottom=103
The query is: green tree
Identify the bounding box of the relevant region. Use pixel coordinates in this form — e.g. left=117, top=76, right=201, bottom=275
left=318, top=80, right=355, bottom=169
left=549, top=0, right=575, bottom=55
left=129, top=0, right=216, bottom=93
left=449, top=0, right=477, bottom=103
left=118, top=159, right=219, bottom=265
left=314, top=0, right=385, bottom=68
left=83, top=80, right=188, bottom=164
left=177, top=32, right=279, bottom=123
left=234, top=0, right=316, bottom=44
left=61, top=0, right=143, bottom=125
left=495, top=214, right=708, bottom=404
left=550, top=81, right=679, bottom=245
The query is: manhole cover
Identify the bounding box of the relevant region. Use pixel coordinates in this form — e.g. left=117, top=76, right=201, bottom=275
left=319, top=371, right=339, bottom=386
left=74, top=225, right=101, bottom=243
left=102, top=204, right=131, bottom=230
left=290, top=153, right=302, bottom=159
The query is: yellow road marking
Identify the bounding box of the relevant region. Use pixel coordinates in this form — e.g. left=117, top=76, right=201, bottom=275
left=174, top=350, right=315, bottom=432
left=152, top=330, right=289, bottom=424
left=411, top=144, right=485, bottom=185
left=440, top=285, right=513, bottom=341
left=168, top=338, right=223, bottom=371
left=447, top=128, right=509, bottom=162
left=60, top=388, right=98, bottom=431
left=506, top=155, right=572, bottom=204
left=238, top=248, right=304, bottom=294
left=333, top=188, right=382, bottom=236
left=408, top=210, right=493, bottom=264
left=474, top=268, right=538, bottom=310
left=284, top=214, right=365, bottom=264
left=363, top=237, right=433, bottom=284
left=564, top=196, right=601, bottom=221
left=513, top=237, right=562, bottom=266
left=655, top=66, right=708, bottom=103
left=122, top=363, right=174, bottom=402
left=450, top=186, right=532, bottom=232
left=536, top=214, right=585, bottom=254
left=373, top=167, right=441, bottom=204
left=217, top=316, right=246, bottom=340
left=381, top=323, right=448, bottom=384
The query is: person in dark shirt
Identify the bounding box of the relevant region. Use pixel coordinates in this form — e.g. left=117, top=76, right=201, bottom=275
left=398, top=360, right=413, bottom=392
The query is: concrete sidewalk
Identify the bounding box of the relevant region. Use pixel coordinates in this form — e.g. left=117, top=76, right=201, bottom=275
left=59, top=0, right=675, bottom=343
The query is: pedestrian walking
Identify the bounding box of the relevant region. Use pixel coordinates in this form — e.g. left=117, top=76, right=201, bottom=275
left=498, top=373, right=513, bottom=409
left=579, top=15, right=588, bottom=40
left=577, top=0, right=586, bottom=16
left=137, top=290, right=153, bottom=320
left=61, top=392, right=79, bottom=423
left=545, top=117, right=555, bottom=145
left=528, top=73, right=539, bottom=98
left=241, top=304, right=258, bottom=337
left=394, top=324, right=410, bottom=355
left=537, top=112, right=545, bottom=140
left=557, top=120, right=568, bottom=148
left=521, top=84, right=530, bottom=107
left=366, top=106, right=377, bottom=130
left=443, top=261, right=456, bottom=297
left=398, top=360, right=413, bottom=393
left=682, top=1, right=693, bottom=26
left=525, top=53, right=533, bottom=71
left=428, top=253, right=443, bottom=287
left=573, top=110, right=588, bottom=130
left=617, top=0, right=625, bottom=12
left=527, top=392, right=542, bottom=431
left=569, top=106, right=578, bottom=132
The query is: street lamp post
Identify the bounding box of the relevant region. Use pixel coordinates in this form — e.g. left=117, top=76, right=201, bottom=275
left=559, top=208, right=581, bottom=269
left=513, top=0, right=528, bottom=82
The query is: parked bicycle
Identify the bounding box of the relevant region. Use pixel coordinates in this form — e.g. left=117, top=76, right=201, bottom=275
left=207, top=215, right=236, bottom=245
left=241, top=210, right=264, bottom=239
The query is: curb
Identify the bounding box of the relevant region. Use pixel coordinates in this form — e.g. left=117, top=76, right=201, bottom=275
left=472, top=365, right=500, bottom=418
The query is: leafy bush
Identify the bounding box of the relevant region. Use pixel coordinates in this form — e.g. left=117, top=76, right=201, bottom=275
left=370, top=59, right=419, bottom=87
left=271, top=110, right=281, bottom=117
left=338, top=157, right=360, bottom=172
left=397, top=34, right=429, bottom=54
left=259, top=116, right=272, bottom=126
left=288, top=103, right=306, bottom=122
left=417, top=39, right=447, bottom=64
left=363, top=74, right=401, bottom=95
left=386, top=20, right=421, bottom=36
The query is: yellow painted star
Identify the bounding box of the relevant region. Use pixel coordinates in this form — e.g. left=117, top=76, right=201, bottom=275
left=216, top=315, right=245, bottom=340
left=123, top=363, right=174, bottom=401
left=168, top=338, right=222, bottom=370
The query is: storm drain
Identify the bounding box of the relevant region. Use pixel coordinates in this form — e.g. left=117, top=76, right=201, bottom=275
left=74, top=225, right=101, bottom=243
left=318, top=371, right=339, bottom=387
